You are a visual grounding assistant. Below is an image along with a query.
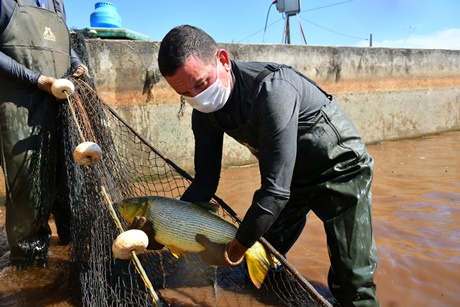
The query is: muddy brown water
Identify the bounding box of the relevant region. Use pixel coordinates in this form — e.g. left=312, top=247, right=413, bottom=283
left=1, top=130, right=459, bottom=306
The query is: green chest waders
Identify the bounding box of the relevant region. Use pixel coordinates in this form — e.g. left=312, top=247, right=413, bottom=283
left=208, top=64, right=379, bottom=306
left=0, top=0, right=71, bottom=267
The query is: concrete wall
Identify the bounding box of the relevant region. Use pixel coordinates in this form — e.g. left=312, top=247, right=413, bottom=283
left=84, top=39, right=460, bottom=171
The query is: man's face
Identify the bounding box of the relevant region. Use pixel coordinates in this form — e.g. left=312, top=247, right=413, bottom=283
left=165, top=49, right=232, bottom=98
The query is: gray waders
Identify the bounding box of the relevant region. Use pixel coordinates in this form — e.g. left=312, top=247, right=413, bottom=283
left=0, top=0, right=71, bottom=267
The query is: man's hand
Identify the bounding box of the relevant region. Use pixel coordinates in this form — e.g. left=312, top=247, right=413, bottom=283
left=195, top=234, right=244, bottom=266
left=37, top=75, right=56, bottom=96
left=72, top=64, right=89, bottom=78
left=129, top=216, right=164, bottom=250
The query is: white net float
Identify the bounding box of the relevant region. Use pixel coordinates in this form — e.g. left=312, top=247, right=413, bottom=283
left=51, top=78, right=75, bottom=99
left=112, top=229, right=149, bottom=260
left=73, top=141, right=102, bottom=166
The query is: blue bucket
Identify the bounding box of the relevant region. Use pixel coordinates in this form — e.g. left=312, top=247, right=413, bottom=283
left=90, top=2, right=122, bottom=28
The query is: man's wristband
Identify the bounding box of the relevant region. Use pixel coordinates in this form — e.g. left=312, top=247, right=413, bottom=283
left=224, top=245, right=244, bottom=266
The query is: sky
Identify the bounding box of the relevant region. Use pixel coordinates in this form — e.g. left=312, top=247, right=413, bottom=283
left=65, top=0, right=460, bottom=50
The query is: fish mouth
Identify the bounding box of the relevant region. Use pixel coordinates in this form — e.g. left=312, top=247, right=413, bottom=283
left=116, top=197, right=149, bottom=223
left=115, top=199, right=135, bottom=222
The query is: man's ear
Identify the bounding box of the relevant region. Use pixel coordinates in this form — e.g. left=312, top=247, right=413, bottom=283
left=217, top=49, right=231, bottom=71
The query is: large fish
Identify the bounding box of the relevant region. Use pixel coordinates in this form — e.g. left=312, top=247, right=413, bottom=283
left=117, top=196, right=278, bottom=289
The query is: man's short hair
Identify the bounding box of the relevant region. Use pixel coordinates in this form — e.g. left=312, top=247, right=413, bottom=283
left=158, top=25, right=219, bottom=77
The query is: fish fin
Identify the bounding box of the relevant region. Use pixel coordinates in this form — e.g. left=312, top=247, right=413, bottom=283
left=168, top=245, right=187, bottom=259
left=244, top=242, right=273, bottom=289
left=193, top=202, right=220, bottom=213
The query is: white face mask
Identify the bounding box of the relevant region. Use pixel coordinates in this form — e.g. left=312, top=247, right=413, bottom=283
left=183, top=59, right=231, bottom=113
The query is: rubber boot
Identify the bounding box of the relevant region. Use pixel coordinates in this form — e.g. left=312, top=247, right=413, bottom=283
left=0, top=91, right=58, bottom=268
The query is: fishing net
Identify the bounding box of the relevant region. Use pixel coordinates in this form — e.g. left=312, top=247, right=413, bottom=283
left=61, top=32, right=336, bottom=307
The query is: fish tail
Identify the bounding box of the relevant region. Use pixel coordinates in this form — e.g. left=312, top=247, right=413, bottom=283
left=244, top=242, right=278, bottom=289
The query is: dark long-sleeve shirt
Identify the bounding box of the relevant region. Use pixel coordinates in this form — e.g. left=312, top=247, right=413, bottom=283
left=0, top=0, right=81, bottom=86
left=181, top=61, right=331, bottom=248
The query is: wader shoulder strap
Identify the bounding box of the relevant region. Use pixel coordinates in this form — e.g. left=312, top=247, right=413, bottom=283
left=52, top=0, right=63, bottom=14
left=206, top=111, right=219, bottom=129
left=15, top=0, right=63, bottom=14
left=255, top=63, right=333, bottom=100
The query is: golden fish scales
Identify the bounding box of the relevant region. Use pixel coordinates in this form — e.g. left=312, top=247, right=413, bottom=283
left=146, top=200, right=236, bottom=253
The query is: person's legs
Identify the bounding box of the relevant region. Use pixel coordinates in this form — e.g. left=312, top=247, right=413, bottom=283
left=263, top=200, right=310, bottom=256
left=51, top=192, right=71, bottom=245
left=51, top=110, right=71, bottom=245
left=0, top=92, right=57, bottom=268
left=323, top=187, right=379, bottom=307
left=310, top=149, right=378, bottom=306
left=1, top=102, right=50, bottom=267
left=306, top=100, right=379, bottom=306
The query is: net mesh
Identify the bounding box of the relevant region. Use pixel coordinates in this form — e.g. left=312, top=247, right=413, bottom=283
left=61, top=32, right=336, bottom=307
